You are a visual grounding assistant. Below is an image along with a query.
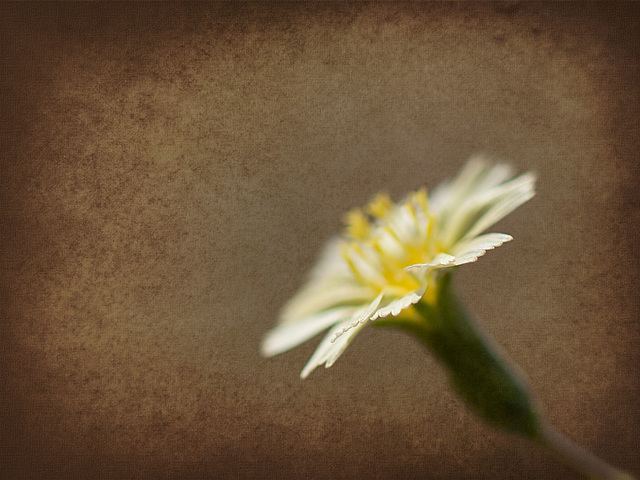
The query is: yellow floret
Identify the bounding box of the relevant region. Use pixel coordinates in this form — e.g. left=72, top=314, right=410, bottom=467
left=366, top=192, right=393, bottom=219
left=344, top=209, right=370, bottom=239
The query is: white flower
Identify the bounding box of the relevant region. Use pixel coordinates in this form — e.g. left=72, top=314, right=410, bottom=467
left=262, top=157, right=536, bottom=378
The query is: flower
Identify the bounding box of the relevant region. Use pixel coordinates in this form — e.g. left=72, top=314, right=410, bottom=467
left=261, top=157, right=536, bottom=378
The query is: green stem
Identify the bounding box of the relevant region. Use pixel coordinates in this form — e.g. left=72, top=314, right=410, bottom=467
left=375, top=273, right=633, bottom=479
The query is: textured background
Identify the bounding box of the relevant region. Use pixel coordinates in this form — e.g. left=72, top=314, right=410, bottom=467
left=1, top=3, right=638, bottom=479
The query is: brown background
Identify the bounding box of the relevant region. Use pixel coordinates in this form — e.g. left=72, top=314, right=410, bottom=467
left=1, top=3, right=638, bottom=479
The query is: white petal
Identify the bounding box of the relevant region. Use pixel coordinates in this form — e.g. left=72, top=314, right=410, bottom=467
left=405, top=233, right=512, bottom=273
left=375, top=228, right=405, bottom=262
left=450, top=233, right=512, bottom=265
left=324, top=322, right=365, bottom=368
left=300, top=317, right=366, bottom=379
left=300, top=295, right=382, bottom=379
left=404, top=253, right=457, bottom=273
left=429, top=158, right=487, bottom=214
left=308, top=238, right=352, bottom=280
left=280, top=282, right=372, bottom=324
left=261, top=306, right=358, bottom=357
left=443, top=172, right=535, bottom=244
left=463, top=180, right=535, bottom=240
left=370, top=283, right=428, bottom=320
left=342, top=243, right=388, bottom=287
left=386, top=203, right=417, bottom=243
left=332, top=293, right=384, bottom=340
left=430, top=157, right=514, bottom=216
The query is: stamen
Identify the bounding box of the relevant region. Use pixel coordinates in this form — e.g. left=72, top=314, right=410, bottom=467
left=344, top=209, right=370, bottom=239
left=366, top=192, right=393, bottom=219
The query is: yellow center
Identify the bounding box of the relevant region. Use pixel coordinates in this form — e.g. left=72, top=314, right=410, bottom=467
left=340, top=190, right=444, bottom=296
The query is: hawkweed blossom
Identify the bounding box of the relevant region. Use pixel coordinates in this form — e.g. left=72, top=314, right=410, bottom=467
left=262, top=158, right=535, bottom=378
left=261, top=158, right=635, bottom=480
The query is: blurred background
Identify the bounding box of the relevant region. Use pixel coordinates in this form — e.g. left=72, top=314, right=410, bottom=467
left=1, top=3, right=638, bottom=479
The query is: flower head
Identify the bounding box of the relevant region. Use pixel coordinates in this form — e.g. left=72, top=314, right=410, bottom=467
left=262, top=157, right=536, bottom=378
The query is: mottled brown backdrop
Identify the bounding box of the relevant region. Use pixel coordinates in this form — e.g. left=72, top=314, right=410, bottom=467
left=1, top=3, right=638, bottom=479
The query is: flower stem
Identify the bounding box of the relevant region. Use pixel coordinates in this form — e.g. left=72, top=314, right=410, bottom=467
left=536, top=421, right=634, bottom=480
left=374, top=273, right=634, bottom=479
